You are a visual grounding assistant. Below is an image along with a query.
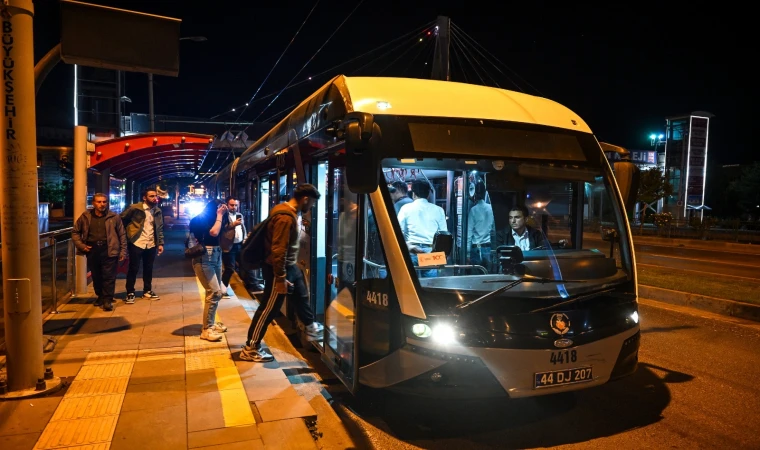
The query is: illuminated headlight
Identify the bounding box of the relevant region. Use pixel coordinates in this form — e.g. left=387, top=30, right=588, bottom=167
left=412, top=323, right=432, bottom=338
left=432, top=324, right=457, bottom=345
left=187, top=201, right=205, bottom=218
left=630, top=311, right=639, bottom=324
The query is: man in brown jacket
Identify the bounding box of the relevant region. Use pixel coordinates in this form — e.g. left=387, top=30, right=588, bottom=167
left=72, top=193, right=128, bottom=311
left=241, top=184, right=321, bottom=362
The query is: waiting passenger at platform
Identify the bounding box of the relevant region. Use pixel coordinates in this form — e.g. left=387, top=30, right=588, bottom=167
left=242, top=184, right=323, bottom=363
left=121, top=188, right=164, bottom=303
left=467, top=180, right=495, bottom=272
left=189, top=199, right=229, bottom=342
left=220, top=196, right=247, bottom=298
left=398, top=180, right=448, bottom=277
left=72, top=193, right=127, bottom=311
left=388, top=181, right=412, bottom=214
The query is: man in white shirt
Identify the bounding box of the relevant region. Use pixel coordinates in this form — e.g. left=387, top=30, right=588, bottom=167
left=220, top=196, right=247, bottom=298
left=121, top=188, right=164, bottom=303
left=398, top=180, right=448, bottom=277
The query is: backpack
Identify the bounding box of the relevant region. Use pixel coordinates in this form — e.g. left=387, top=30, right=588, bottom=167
left=238, top=210, right=296, bottom=270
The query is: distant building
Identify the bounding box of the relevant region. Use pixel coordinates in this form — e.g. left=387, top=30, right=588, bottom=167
left=660, top=111, right=714, bottom=219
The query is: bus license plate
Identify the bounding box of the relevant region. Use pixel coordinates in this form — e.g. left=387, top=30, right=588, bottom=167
left=534, top=367, right=593, bottom=389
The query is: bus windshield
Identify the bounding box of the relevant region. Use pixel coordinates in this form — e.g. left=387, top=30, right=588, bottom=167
left=374, top=157, right=633, bottom=300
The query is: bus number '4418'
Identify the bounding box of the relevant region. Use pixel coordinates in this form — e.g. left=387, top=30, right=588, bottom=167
left=366, top=291, right=388, bottom=307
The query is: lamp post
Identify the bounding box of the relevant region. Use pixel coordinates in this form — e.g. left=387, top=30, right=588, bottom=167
left=148, top=36, right=207, bottom=132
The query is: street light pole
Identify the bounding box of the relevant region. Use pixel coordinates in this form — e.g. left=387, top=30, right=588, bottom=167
left=147, top=36, right=206, bottom=133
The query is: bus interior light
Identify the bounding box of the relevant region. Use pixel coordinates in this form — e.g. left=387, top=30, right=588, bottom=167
left=376, top=101, right=392, bottom=110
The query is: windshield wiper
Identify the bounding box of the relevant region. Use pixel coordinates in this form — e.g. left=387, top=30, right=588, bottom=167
left=530, top=288, right=637, bottom=313
left=456, top=275, right=585, bottom=312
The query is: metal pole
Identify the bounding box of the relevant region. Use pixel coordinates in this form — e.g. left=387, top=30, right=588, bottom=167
left=431, top=16, right=451, bottom=81
left=73, top=125, right=88, bottom=296
left=148, top=73, right=155, bottom=132
left=50, top=238, right=58, bottom=314
left=0, top=0, right=44, bottom=392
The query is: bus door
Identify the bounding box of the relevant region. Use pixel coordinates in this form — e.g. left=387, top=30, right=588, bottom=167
left=322, top=163, right=360, bottom=392
left=310, top=161, right=329, bottom=331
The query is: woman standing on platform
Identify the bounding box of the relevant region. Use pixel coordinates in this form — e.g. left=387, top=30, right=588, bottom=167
left=189, top=199, right=229, bottom=341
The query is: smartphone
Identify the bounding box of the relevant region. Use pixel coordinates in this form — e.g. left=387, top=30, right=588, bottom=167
left=236, top=214, right=242, bottom=220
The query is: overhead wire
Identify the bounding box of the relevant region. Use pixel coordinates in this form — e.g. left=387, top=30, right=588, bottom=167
left=401, top=34, right=435, bottom=77
left=452, top=25, right=519, bottom=91
left=376, top=34, right=432, bottom=76
left=451, top=31, right=501, bottom=88
left=245, top=0, right=366, bottom=133
left=210, top=0, right=321, bottom=121
left=450, top=42, right=469, bottom=83
left=450, top=32, right=487, bottom=86
left=350, top=26, right=432, bottom=75
left=452, top=22, right=544, bottom=95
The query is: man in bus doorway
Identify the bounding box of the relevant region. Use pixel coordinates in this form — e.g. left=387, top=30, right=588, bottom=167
left=398, top=180, right=448, bottom=277
left=72, top=193, right=127, bottom=311
left=121, top=187, right=164, bottom=303
left=241, top=184, right=324, bottom=363
left=220, top=196, right=247, bottom=298
left=467, top=180, right=495, bottom=272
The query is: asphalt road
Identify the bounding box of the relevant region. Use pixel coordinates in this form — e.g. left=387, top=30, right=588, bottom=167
left=324, top=301, right=760, bottom=449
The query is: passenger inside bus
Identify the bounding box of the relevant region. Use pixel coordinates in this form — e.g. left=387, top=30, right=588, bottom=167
left=337, top=197, right=358, bottom=289
left=388, top=181, right=412, bottom=214
left=397, top=180, right=448, bottom=278
left=467, top=179, right=495, bottom=273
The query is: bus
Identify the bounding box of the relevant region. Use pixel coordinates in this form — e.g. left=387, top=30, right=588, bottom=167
left=214, top=75, right=641, bottom=398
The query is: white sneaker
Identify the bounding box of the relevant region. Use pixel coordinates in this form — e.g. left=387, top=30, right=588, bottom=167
left=200, top=328, right=223, bottom=341
left=305, top=322, right=324, bottom=340
left=212, top=322, right=228, bottom=333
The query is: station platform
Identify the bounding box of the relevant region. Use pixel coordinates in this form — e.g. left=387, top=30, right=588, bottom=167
left=0, top=230, right=352, bottom=450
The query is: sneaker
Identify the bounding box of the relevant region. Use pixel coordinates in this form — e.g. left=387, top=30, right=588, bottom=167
left=221, top=293, right=231, bottom=299
left=143, top=291, right=160, bottom=299
left=212, top=322, right=228, bottom=333
left=305, top=322, right=324, bottom=340
left=103, top=302, right=114, bottom=312
left=125, top=293, right=136, bottom=304
left=240, top=345, right=274, bottom=362
left=200, top=328, right=223, bottom=342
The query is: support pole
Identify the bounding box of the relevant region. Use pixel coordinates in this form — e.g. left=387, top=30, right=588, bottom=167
left=0, top=0, right=44, bottom=392
left=431, top=15, right=451, bottom=81
left=73, top=125, right=88, bottom=296
left=148, top=73, right=155, bottom=132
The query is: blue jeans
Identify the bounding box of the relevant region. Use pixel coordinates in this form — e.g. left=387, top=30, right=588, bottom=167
left=469, top=245, right=492, bottom=274
left=192, top=246, right=223, bottom=329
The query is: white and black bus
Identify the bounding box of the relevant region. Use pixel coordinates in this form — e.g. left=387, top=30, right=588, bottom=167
left=213, top=75, right=641, bottom=399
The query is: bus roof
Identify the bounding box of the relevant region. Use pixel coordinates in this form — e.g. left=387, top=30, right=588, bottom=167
left=344, top=77, right=592, bottom=133
left=233, top=75, right=593, bottom=176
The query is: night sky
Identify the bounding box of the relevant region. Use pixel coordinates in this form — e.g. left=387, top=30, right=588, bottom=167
left=33, top=1, right=752, bottom=164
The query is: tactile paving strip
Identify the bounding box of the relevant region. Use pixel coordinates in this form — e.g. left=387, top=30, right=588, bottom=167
left=136, top=346, right=185, bottom=361
left=34, top=415, right=118, bottom=449
left=83, top=350, right=138, bottom=366
left=186, top=353, right=236, bottom=371
left=65, top=378, right=130, bottom=398
left=52, top=395, right=124, bottom=421
left=76, top=363, right=134, bottom=380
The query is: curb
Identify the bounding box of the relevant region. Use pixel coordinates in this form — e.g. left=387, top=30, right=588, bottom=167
left=639, top=285, right=760, bottom=322
left=632, top=236, right=760, bottom=254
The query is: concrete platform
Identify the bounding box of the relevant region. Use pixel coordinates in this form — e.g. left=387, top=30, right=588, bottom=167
left=0, top=231, right=324, bottom=450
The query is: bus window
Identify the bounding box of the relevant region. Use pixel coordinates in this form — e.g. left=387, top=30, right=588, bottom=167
left=363, top=196, right=388, bottom=279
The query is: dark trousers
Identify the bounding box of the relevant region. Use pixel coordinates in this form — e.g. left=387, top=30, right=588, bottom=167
left=247, top=264, right=314, bottom=348
left=222, top=243, right=241, bottom=287
left=88, top=243, right=118, bottom=305
left=126, top=243, right=157, bottom=294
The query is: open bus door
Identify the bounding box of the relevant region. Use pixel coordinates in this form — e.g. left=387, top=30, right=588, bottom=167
left=321, top=161, right=360, bottom=393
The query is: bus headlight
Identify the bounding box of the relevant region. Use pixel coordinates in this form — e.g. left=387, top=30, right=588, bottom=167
left=630, top=311, right=639, bottom=324
left=432, top=324, right=456, bottom=345
left=412, top=323, right=432, bottom=338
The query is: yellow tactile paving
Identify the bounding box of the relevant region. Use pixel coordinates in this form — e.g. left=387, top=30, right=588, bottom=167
left=34, top=415, right=118, bottom=449
left=51, top=395, right=124, bottom=421
left=75, top=362, right=134, bottom=380
left=186, top=353, right=236, bottom=371
left=136, top=346, right=185, bottom=361
left=54, top=444, right=110, bottom=450
left=65, top=378, right=130, bottom=398
left=185, top=335, right=229, bottom=351
left=214, top=367, right=245, bottom=391
left=83, top=350, right=138, bottom=366
left=219, top=388, right=256, bottom=427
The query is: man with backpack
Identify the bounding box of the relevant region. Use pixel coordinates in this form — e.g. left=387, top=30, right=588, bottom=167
left=241, top=184, right=324, bottom=362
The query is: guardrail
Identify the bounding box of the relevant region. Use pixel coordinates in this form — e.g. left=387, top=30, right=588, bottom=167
left=0, top=227, right=75, bottom=350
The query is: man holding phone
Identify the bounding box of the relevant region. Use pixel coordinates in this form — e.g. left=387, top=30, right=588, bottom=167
left=220, top=196, right=247, bottom=297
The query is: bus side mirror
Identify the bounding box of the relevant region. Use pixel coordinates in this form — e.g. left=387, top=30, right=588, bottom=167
left=613, top=160, right=641, bottom=213
left=344, top=112, right=382, bottom=194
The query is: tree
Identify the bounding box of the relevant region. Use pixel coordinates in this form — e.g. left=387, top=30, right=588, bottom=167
left=732, top=162, right=760, bottom=215
left=636, top=167, right=674, bottom=219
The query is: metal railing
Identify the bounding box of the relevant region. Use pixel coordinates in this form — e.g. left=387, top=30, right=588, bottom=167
left=0, top=228, right=75, bottom=350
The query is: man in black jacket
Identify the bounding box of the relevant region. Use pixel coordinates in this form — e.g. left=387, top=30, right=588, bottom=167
left=72, top=193, right=127, bottom=311
left=491, top=205, right=547, bottom=252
